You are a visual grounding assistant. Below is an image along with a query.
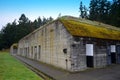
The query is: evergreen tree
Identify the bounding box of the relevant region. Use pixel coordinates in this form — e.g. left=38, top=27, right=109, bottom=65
left=83, top=5, right=88, bottom=19
left=79, top=1, right=84, bottom=18
left=89, top=0, right=111, bottom=23
left=1, top=21, right=18, bottom=49
left=18, top=14, right=32, bottom=37
left=89, top=0, right=99, bottom=20
left=104, top=1, right=111, bottom=24
left=33, top=19, right=38, bottom=29
left=18, top=14, right=29, bottom=24
left=37, top=17, right=42, bottom=27
left=110, top=0, right=120, bottom=27
left=48, top=16, right=54, bottom=22
left=0, top=31, right=3, bottom=50
left=99, top=0, right=109, bottom=22
left=79, top=1, right=88, bottom=19
left=0, top=14, right=54, bottom=50
left=42, top=17, right=47, bottom=25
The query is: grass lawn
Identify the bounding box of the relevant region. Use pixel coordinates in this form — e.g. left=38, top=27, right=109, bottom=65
left=0, top=52, right=43, bottom=80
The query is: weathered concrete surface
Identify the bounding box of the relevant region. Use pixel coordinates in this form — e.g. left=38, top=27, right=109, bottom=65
left=18, top=21, right=73, bottom=71
left=15, top=55, right=120, bottom=80
left=17, top=18, right=120, bottom=72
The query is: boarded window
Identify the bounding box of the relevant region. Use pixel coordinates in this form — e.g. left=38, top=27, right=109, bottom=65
left=111, top=45, right=116, bottom=52
left=86, top=44, right=93, bottom=56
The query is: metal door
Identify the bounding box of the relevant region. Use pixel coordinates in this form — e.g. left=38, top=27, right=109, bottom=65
left=116, top=45, right=120, bottom=63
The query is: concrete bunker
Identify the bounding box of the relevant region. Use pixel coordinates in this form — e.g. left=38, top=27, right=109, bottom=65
left=10, top=43, right=18, bottom=55
left=15, top=16, right=120, bottom=72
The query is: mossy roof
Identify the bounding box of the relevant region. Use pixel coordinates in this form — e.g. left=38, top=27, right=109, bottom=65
left=59, top=16, right=120, bottom=40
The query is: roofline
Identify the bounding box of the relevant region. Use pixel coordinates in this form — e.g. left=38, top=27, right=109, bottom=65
left=19, top=19, right=57, bottom=42
left=73, top=35, right=120, bottom=41
left=19, top=16, right=120, bottom=42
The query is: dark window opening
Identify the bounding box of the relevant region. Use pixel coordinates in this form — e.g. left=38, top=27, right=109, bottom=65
left=63, top=48, right=67, bottom=54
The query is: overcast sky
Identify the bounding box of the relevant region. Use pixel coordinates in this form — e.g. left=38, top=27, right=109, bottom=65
left=0, top=0, right=90, bottom=30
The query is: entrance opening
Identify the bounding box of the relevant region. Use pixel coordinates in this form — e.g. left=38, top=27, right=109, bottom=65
left=107, top=46, right=111, bottom=65
left=34, top=46, right=37, bottom=60
left=111, top=53, right=116, bottom=63
left=86, top=44, right=94, bottom=67
left=110, top=45, right=116, bottom=64
left=116, top=45, right=120, bottom=63
left=107, top=45, right=117, bottom=65
left=10, top=43, right=18, bottom=55
left=86, top=56, right=94, bottom=67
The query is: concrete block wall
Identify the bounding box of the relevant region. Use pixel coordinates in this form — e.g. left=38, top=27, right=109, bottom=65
left=18, top=21, right=73, bottom=71
left=94, top=44, right=107, bottom=68
left=70, top=37, right=87, bottom=71
left=94, top=54, right=107, bottom=68
left=17, top=20, right=120, bottom=72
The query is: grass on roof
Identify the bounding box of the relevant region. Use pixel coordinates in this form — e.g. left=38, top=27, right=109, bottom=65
left=59, top=17, right=120, bottom=40
left=0, top=52, right=43, bottom=80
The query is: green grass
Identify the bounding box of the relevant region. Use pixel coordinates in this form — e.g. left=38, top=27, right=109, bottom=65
left=0, top=52, right=43, bottom=80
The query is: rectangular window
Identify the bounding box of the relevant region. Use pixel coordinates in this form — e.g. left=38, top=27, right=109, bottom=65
left=111, top=45, right=116, bottom=52
left=86, top=44, right=93, bottom=56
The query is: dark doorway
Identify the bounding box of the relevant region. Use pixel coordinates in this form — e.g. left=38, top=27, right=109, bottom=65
left=111, top=53, right=116, bottom=63
left=107, top=46, right=111, bottom=65
left=107, top=45, right=117, bottom=64
left=116, top=45, right=120, bottom=63
left=86, top=56, right=94, bottom=67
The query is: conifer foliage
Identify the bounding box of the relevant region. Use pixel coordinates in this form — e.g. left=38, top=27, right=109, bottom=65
left=79, top=1, right=88, bottom=19
left=89, top=0, right=120, bottom=27
left=0, top=14, right=53, bottom=50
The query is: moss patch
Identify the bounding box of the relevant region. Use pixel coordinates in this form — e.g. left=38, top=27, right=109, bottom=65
left=59, top=17, right=120, bottom=40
